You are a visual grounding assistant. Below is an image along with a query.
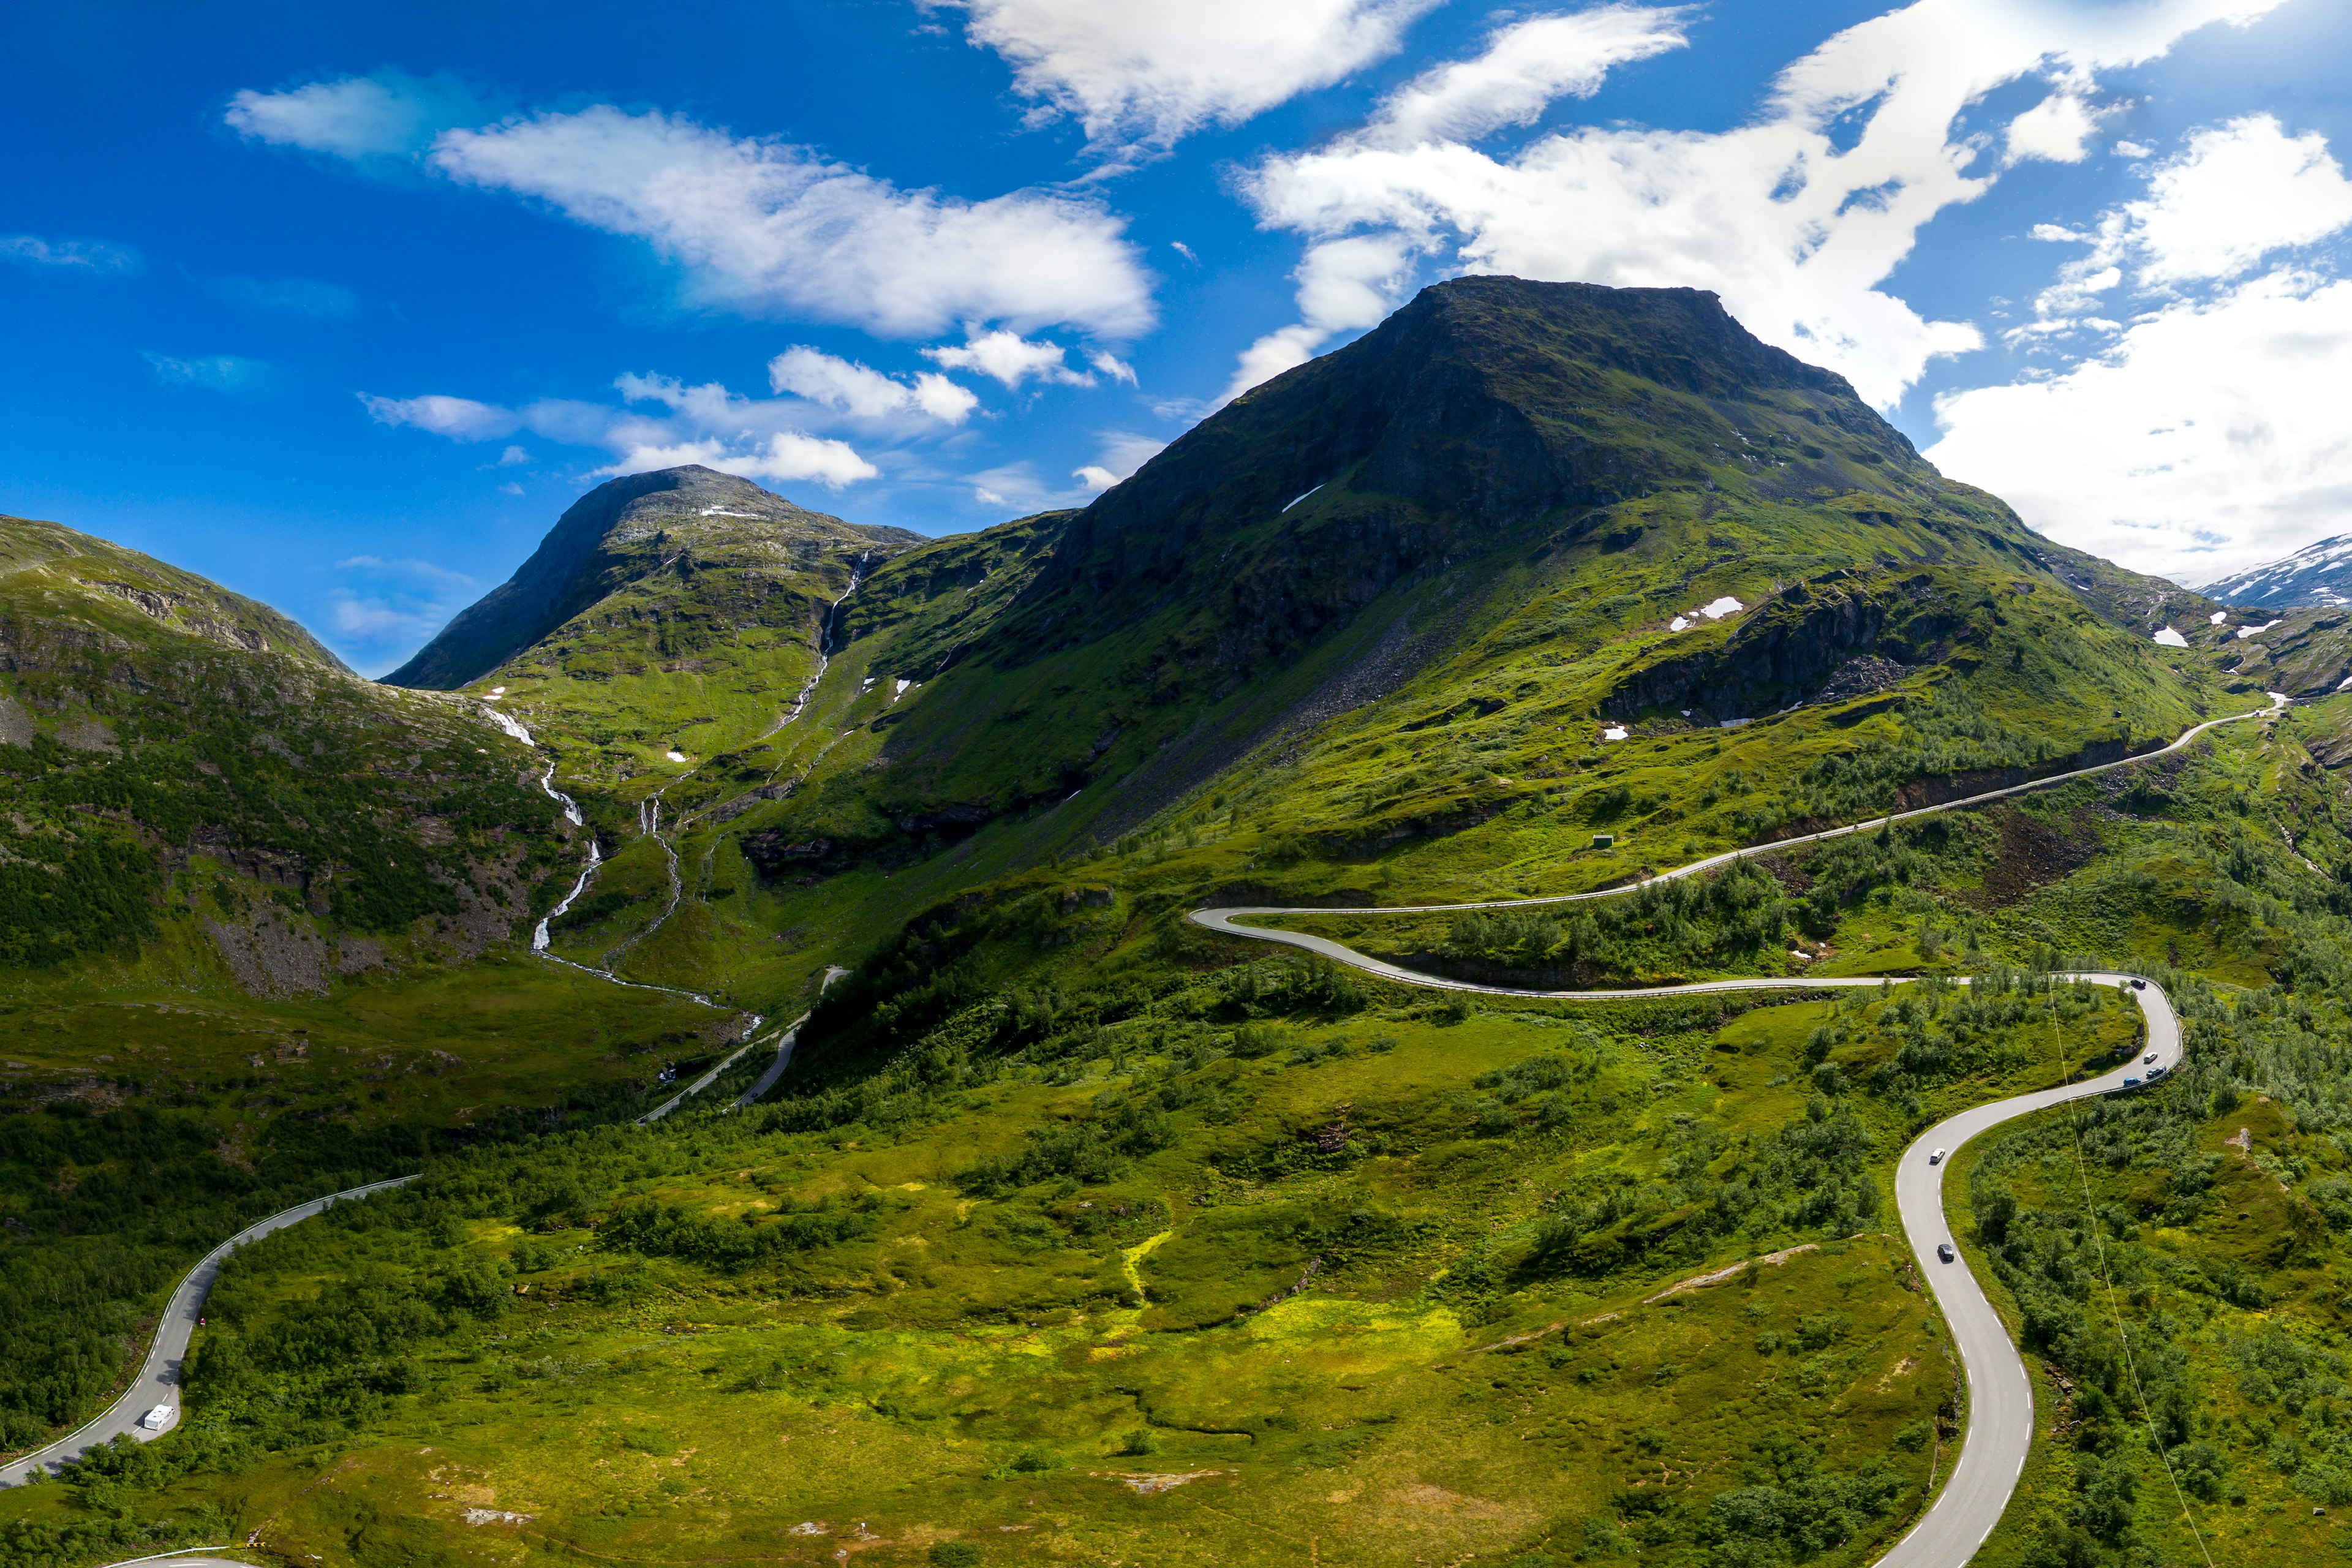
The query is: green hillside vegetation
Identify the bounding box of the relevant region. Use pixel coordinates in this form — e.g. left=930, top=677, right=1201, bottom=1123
left=522, top=281, right=2234, bottom=1006
left=0, top=512, right=573, bottom=968
left=10, top=279, right=2352, bottom=1567
left=3, top=967, right=2150, bottom=1567
left=386, top=464, right=925, bottom=809
left=0, top=514, right=739, bottom=1471
left=11, top=695, right=2343, bottom=1566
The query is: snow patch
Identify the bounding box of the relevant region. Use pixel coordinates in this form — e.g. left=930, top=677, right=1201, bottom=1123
left=665, top=748, right=688, bottom=762
left=1281, top=484, right=1324, bottom=513
left=699, top=507, right=760, bottom=518
left=2152, top=627, right=2188, bottom=647
left=2208, top=611, right=2227, bottom=625
left=1699, top=595, right=1744, bottom=620
left=2236, top=620, right=2281, bottom=640
left=1668, top=616, right=1691, bottom=631
left=1601, top=725, right=1629, bottom=742
left=894, top=679, right=914, bottom=701
left=488, top=685, right=507, bottom=696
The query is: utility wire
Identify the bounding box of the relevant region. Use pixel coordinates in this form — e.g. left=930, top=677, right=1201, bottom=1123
left=2045, top=997, right=2218, bottom=1568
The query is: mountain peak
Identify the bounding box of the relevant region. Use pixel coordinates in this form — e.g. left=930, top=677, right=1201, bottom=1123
left=385, top=468, right=919, bottom=691
left=1043, top=276, right=1924, bottom=639
left=2198, top=532, right=2352, bottom=610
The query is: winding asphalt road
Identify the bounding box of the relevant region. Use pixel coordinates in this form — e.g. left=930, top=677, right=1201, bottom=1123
left=1, top=1176, right=416, bottom=1488
left=10, top=699, right=2274, bottom=1545
left=1189, top=698, right=2279, bottom=1567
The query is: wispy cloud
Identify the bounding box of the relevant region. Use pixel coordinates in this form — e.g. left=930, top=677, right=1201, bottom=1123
left=326, top=554, right=480, bottom=672
left=2, top=234, right=141, bottom=273
left=206, top=274, right=360, bottom=317
left=359, top=372, right=890, bottom=491
left=144, top=352, right=278, bottom=394
left=228, top=75, right=1156, bottom=342
left=932, top=0, right=1441, bottom=154
left=225, top=69, right=498, bottom=162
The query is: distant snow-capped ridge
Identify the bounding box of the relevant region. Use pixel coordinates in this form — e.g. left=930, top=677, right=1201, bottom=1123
left=2199, top=533, right=2352, bottom=610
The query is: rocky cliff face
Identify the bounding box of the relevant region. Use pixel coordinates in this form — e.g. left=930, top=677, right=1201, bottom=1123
left=1011, top=277, right=1925, bottom=670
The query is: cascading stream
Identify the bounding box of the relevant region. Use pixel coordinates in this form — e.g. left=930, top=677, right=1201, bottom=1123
left=620, top=549, right=881, bottom=965
left=763, top=549, right=873, bottom=744
left=480, top=704, right=712, bottom=1005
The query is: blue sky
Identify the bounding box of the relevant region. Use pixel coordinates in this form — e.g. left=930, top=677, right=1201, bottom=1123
left=5, top=0, right=2350, bottom=674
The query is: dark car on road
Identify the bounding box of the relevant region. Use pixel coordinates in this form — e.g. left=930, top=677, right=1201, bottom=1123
left=1937, top=1243, right=1956, bottom=1263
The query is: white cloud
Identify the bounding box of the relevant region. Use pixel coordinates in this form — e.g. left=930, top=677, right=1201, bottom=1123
left=1087, top=349, right=1137, bottom=383
left=145, top=353, right=275, bottom=393
left=360, top=372, right=888, bottom=490
left=2125, top=115, right=2352, bottom=284
left=496, top=444, right=530, bottom=466
left=1236, top=0, right=2286, bottom=405
left=2114, top=138, right=2152, bottom=157
left=326, top=554, right=480, bottom=670
left=420, top=105, right=1153, bottom=339
left=207, top=274, right=360, bottom=316
left=935, top=0, right=1439, bottom=151
left=597, top=432, right=878, bottom=488
left=1932, top=107, right=2352, bottom=579
left=2014, top=115, right=2352, bottom=339
left=2004, top=91, right=2112, bottom=165
left=924, top=328, right=1093, bottom=388
left=1, top=234, right=141, bottom=273
left=767, top=345, right=978, bottom=423
left=360, top=393, right=519, bottom=439
left=224, top=70, right=494, bottom=160
left=1227, top=232, right=1424, bottom=398
left=1929, top=270, right=2352, bottom=579
left=1074, top=429, right=1167, bottom=489
left=1370, top=6, right=1691, bottom=148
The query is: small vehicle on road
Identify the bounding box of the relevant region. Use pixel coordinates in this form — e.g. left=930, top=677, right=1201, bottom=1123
left=1937, top=1243, right=1956, bottom=1263
left=139, top=1403, right=172, bottom=1431
left=2124, top=1076, right=2142, bottom=1088
left=2144, top=1050, right=2159, bottom=1064
left=2147, top=1063, right=2166, bottom=1079
left=2132, top=978, right=2147, bottom=990
left=1928, top=1148, right=1947, bottom=1164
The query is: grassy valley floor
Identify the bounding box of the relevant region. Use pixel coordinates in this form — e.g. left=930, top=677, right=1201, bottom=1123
left=1, top=969, right=2147, bottom=1566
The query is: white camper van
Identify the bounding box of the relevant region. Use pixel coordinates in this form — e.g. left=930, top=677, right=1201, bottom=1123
left=139, top=1403, right=173, bottom=1431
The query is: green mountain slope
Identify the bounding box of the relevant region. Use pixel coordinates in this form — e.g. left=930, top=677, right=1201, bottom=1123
left=385, top=465, right=925, bottom=793
left=0, top=513, right=742, bottom=1468
left=12, top=278, right=2352, bottom=1568
left=0, top=513, right=575, bottom=974
left=519, top=279, right=2231, bottom=1001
